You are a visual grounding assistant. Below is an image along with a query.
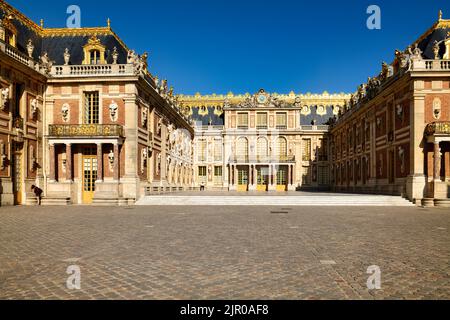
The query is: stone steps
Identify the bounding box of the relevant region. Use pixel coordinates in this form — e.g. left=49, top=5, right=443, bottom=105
left=136, top=195, right=414, bottom=206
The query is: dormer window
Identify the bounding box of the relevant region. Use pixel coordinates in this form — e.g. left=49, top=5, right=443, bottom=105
left=0, top=16, right=18, bottom=47
left=82, top=35, right=106, bottom=65
left=5, top=29, right=15, bottom=46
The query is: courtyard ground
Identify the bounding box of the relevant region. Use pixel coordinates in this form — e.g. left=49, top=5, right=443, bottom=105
left=0, top=204, right=449, bottom=299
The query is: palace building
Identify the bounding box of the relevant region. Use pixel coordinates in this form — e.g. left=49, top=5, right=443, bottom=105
left=329, top=11, right=450, bottom=207
left=0, top=0, right=449, bottom=206
left=178, top=90, right=349, bottom=192
left=0, top=0, right=194, bottom=205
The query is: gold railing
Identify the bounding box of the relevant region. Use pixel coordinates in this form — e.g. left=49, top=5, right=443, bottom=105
left=49, top=124, right=124, bottom=137
left=424, top=122, right=450, bottom=136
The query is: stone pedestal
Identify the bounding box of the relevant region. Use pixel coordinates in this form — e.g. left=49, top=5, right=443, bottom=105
left=0, top=179, right=14, bottom=206
left=43, top=181, right=72, bottom=205
left=93, top=180, right=120, bottom=205
left=433, top=180, right=448, bottom=199
left=406, top=174, right=426, bottom=202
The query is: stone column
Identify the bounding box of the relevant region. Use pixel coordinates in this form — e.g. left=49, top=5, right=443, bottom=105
left=96, top=143, right=103, bottom=182
left=66, top=144, right=72, bottom=182
left=292, top=164, right=296, bottom=185
left=269, top=165, right=273, bottom=186
left=273, top=165, right=277, bottom=186
left=114, top=143, right=120, bottom=181
left=445, top=148, right=450, bottom=180
left=49, top=143, right=56, bottom=182
left=434, top=142, right=441, bottom=181
left=406, top=93, right=426, bottom=203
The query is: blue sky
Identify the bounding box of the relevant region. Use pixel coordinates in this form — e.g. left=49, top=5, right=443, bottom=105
left=9, top=0, right=450, bottom=95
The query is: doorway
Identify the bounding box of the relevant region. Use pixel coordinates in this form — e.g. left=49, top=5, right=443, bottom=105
left=256, top=166, right=269, bottom=192
left=237, top=166, right=249, bottom=192
left=276, top=166, right=288, bottom=192
left=82, top=147, right=97, bottom=204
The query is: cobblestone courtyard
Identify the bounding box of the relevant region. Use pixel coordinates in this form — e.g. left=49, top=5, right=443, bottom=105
left=0, top=205, right=449, bottom=300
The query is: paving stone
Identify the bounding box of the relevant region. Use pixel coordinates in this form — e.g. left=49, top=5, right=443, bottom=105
left=0, top=205, right=448, bottom=299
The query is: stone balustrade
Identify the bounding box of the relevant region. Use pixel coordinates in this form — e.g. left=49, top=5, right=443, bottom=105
left=413, top=59, right=450, bottom=71
left=0, top=39, right=38, bottom=70
left=51, top=64, right=133, bottom=77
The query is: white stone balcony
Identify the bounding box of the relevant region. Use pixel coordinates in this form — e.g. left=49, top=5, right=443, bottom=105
left=50, top=64, right=134, bottom=77
left=412, top=59, right=450, bottom=71
left=0, top=39, right=42, bottom=73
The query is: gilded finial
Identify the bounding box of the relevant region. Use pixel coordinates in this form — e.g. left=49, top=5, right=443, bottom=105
left=40, top=19, right=44, bottom=28
left=107, top=18, right=111, bottom=28
left=439, top=10, right=443, bottom=20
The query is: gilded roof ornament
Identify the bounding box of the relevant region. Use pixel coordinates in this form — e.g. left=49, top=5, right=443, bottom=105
left=439, top=10, right=443, bottom=21
left=86, top=35, right=102, bottom=46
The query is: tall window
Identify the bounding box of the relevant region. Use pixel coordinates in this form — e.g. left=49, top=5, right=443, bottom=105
left=90, top=50, right=101, bottom=64
left=198, top=139, right=207, bottom=162
left=275, top=137, right=287, bottom=158
left=257, top=137, right=268, bottom=160
left=276, top=113, right=287, bottom=129
left=214, top=139, right=222, bottom=161
left=302, top=166, right=310, bottom=185
left=84, top=92, right=99, bottom=124
left=198, top=166, right=207, bottom=183
left=302, top=139, right=311, bottom=161
left=318, top=166, right=329, bottom=185
left=237, top=113, right=248, bottom=129
left=236, top=137, right=248, bottom=160
left=256, top=113, right=267, bottom=129
left=214, top=166, right=222, bottom=185
left=318, top=138, right=328, bottom=161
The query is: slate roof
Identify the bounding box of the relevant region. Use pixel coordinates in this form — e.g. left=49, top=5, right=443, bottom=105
left=416, top=25, right=450, bottom=59
left=42, top=34, right=128, bottom=65
left=188, top=105, right=335, bottom=126
left=1, top=5, right=128, bottom=64
left=300, top=106, right=335, bottom=126
left=190, top=107, right=225, bottom=126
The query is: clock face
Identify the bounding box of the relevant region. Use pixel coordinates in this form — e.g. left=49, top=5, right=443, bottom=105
left=257, top=94, right=267, bottom=104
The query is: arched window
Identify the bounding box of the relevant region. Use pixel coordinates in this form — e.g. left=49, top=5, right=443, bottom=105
left=275, top=137, right=287, bottom=158
left=236, top=137, right=248, bottom=160
left=256, top=137, right=268, bottom=160
left=214, top=138, right=223, bottom=161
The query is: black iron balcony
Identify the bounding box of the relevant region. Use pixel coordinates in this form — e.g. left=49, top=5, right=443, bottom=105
left=229, top=155, right=295, bottom=164
left=49, top=124, right=124, bottom=137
